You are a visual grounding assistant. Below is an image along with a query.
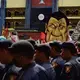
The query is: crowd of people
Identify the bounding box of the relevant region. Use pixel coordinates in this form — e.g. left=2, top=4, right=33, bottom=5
left=0, top=35, right=80, bottom=80
left=0, top=11, right=80, bottom=80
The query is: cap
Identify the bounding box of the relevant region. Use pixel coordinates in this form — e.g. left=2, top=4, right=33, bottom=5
left=49, top=41, right=62, bottom=53
left=35, top=44, right=51, bottom=56
left=0, top=40, right=12, bottom=48
left=27, top=39, right=36, bottom=48
left=49, top=41, right=62, bottom=47
left=9, top=40, right=35, bottom=56
left=61, top=42, right=77, bottom=54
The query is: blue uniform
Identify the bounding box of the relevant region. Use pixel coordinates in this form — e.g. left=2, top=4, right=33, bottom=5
left=0, top=63, right=5, bottom=80
left=2, top=63, right=21, bottom=80
left=16, top=62, right=49, bottom=80
left=60, top=56, right=80, bottom=80
left=41, top=61, right=56, bottom=80
left=51, top=56, right=65, bottom=80
left=51, top=56, right=65, bottom=67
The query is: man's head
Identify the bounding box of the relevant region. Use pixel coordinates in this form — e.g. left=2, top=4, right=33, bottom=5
left=27, top=39, right=36, bottom=49
left=0, top=40, right=13, bottom=64
left=61, top=42, right=77, bottom=61
left=9, top=40, right=35, bottom=67
left=35, top=44, right=51, bottom=63
left=11, top=31, right=18, bottom=35
left=49, top=41, right=62, bottom=57
left=46, top=11, right=69, bottom=42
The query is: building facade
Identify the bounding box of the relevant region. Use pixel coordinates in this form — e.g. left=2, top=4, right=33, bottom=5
left=4, top=0, right=58, bottom=39
left=1, top=0, right=80, bottom=39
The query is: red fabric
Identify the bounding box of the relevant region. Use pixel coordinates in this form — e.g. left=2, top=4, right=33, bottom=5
left=40, top=32, right=45, bottom=40
left=5, top=27, right=8, bottom=34
left=40, top=32, right=46, bottom=43
left=32, top=0, right=52, bottom=7
left=2, top=27, right=9, bottom=38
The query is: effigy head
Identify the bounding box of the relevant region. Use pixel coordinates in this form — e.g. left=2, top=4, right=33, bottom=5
left=45, top=11, right=69, bottom=42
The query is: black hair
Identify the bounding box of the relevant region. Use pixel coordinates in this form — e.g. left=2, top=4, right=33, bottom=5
left=9, top=40, right=35, bottom=59
left=49, top=41, right=61, bottom=53
left=35, top=44, right=51, bottom=59
left=12, top=31, right=18, bottom=35
left=61, top=42, right=77, bottom=55
left=0, top=40, right=12, bottom=49
left=46, top=11, right=69, bottom=26
left=27, top=39, right=36, bottom=48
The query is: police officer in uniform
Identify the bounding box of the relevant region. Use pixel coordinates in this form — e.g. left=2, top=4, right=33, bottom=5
left=0, top=40, right=21, bottom=80
left=49, top=41, right=65, bottom=80
left=9, top=40, right=49, bottom=80
left=60, top=42, right=79, bottom=80
left=0, top=40, right=13, bottom=80
left=35, top=44, right=56, bottom=80
left=27, top=39, right=36, bottom=48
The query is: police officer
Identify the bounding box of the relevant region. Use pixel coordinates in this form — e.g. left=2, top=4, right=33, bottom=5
left=0, top=41, right=6, bottom=80
left=27, top=39, right=36, bottom=46
left=0, top=40, right=21, bottom=80
left=60, top=42, right=79, bottom=80
left=9, top=40, right=49, bottom=80
left=35, top=44, right=56, bottom=80
left=76, top=57, right=80, bottom=79
left=0, top=40, right=13, bottom=80
left=49, top=41, right=65, bottom=80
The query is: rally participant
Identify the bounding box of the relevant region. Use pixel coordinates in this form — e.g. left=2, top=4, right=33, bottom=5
left=60, top=42, right=80, bottom=80
left=35, top=44, right=56, bottom=80
left=9, top=40, right=49, bottom=80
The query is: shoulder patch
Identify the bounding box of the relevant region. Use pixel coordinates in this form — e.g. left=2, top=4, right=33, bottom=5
left=65, top=66, right=72, bottom=73
left=52, top=62, right=58, bottom=68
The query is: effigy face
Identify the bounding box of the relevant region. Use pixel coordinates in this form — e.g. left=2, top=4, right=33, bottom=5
left=46, top=17, right=68, bottom=42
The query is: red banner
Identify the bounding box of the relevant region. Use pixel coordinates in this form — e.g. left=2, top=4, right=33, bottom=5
left=32, top=0, right=52, bottom=7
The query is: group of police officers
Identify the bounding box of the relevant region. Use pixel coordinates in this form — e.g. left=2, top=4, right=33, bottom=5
left=0, top=38, right=80, bottom=80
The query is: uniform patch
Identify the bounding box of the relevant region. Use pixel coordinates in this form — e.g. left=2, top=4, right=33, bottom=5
left=65, top=66, right=72, bottom=73
left=9, top=75, right=17, bottom=80
left=52, top=62, right=58, bottom=68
